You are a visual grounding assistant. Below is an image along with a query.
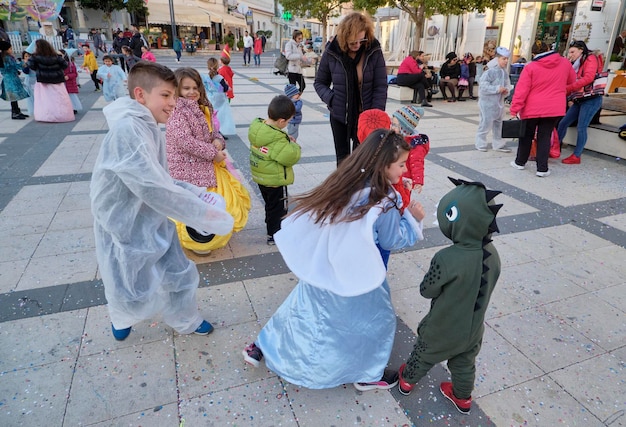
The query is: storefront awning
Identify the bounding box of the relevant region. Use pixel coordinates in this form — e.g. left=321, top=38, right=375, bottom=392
left=146, top=2, right=212, bottom=27
left=196, top=2, right=247, bottom=28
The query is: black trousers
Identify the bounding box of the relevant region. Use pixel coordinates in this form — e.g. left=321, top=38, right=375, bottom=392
left=90, top=70, right=100, bottom=89
left=288, top=72, right=305, bottom=93
left=258, top=184, right=288, bottom=236
left=11, top=101, right=22, bottom=114
left=396, top=73, right=426, bottom=102
left=330, top=118, right=359, bottom=165
left=516, top=116, right=559, bottom=173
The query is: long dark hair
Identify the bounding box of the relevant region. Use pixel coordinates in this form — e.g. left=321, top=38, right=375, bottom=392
left=34, top=39, right=57, bottom=57
left=173, top=67, right=212, bottom=109
left=289, top=130, right=410, bottom=224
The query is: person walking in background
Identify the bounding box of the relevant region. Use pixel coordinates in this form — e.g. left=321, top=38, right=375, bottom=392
left=314, top=12, right=387, bottom=165
left=557, top=40, right=604, bottom=165
left=510, top=42, right=575, bottom=177
left=90, top=62, right=234, bottom=342
left=0, top=40, right=29, bottom=119
left=60, top=49, right=82, bottom=114
left=141, top=45, right=156, bottom=62
left=439, top=52, right=461, bottom=102
left=173, top=37, right=182, bottom=63
left=242, top=130, right=424, bottom=392
left=66, top=25, right=76, bottom=49
left=112, top=30, right=129, bottom=72
left=397, top=178, right=501, bottom=416
left=91, top=28, right=104, bottom=57
left=284, top=30, right=307, bottom=93
left=28, top=39, right=74, bottom=122
left=81, top=44, right=100, bottom=91
left=218, top=48, right=234, bottom=102
left=97, top=54, right=127, bottom=102
left=166, top=67, right=250, bottom=255
left=121, top=45, right=141, bottom=71
left=284, top=84, right=302, bottom=141
left=242, top=31, right=253, bottom=66
left=204, top=57, right=236, bottom=135
left=248, top=95, right=301, bottom=245
left=253, top=32, right=263, bottom=67
left=475, top=47, right=512, bottom=152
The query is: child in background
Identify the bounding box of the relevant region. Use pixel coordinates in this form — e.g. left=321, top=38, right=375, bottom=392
left=96, top=54, right=127, bottom=102
left=284, top=84, right=302, bottom=141
left=242, top=130, right=424, bottom=392
left=204, top=57, right=236, bottom=135
left=476, top=47, right=512, bottom=152
left=141, top=45, right=156, bottom=62
left=166, top=67, right=250, bottom=255
left=248, top=95, right=301, bottom=245
left=60, top=49, right=82, bottom=113
left=398, top=178, right=502, bottom=416
left=81, top=44, right=100, bottom=92
left=218, top=47, right=234, bottom=101
left=0, top=41, right=29, bottom=120
left=21, top=51, right=37, bottom=116
left=121, top=46, right=141, bottom=71
left=90, top=62, right=234, bottom=341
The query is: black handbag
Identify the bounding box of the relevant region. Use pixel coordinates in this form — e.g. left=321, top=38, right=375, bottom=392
left=502, top=118, right=525, bottom=139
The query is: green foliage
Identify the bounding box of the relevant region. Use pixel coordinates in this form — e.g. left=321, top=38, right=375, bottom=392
left=353, top=0, right=507, bottom=19
left=225, top=34, right=235, bottom=48
left=280, top=0, right=345, bottom=28
left=237, top=39, right=244, bottom=49
left=78, top=0, right=147, bottom=16
left=257, top=30, right=273, bottom=39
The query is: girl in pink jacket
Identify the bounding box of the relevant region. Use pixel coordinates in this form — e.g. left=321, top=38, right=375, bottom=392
left=510, top=46, right=576, bottom=177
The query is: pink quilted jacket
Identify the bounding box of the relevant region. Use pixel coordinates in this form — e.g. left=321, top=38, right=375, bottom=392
left=166, top=97, right=224, bottom=188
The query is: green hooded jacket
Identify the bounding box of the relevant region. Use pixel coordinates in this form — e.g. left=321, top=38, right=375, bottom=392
left=248, top=118, right=301, bottom=186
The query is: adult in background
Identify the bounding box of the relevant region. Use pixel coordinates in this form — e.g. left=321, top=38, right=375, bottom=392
left=314, top=12, right=387, bottom=165
left=66, top=25, right=76, bottom=48
left=612, top=30, right=626, bottom=56
left=557, top=40, right=604, bottom=165
left=396, top=50, right=432, bottom=107
left=260, top=32, right=267, bottom=52
left=284, top=30, right=306, bottom=93
left=27, top=39, right=74, bottom=122
left=129, top=25, right=145, bottom=58
left=112, top=30, right=129, bottom=72
left=439, top=52, right=460, bottom=102
left=91, top=28, right=104, bottom=57
left=242, top=31, right=253, bottom=66
left=510, top=43, right=575, bottom=177
left=253, top=32, right=263, bottom=67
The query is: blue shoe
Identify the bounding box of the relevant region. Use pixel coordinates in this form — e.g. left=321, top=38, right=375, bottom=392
left=111, top=324, right=131, bottom=341
left=194, top=320, right=214, bottom=335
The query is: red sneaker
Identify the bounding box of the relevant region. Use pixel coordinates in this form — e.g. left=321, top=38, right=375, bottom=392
left=397, top=363, right=415, bottom=395
left=562, top=154, right=581, bottom=164
left=440, top=382, right=471, bottom=414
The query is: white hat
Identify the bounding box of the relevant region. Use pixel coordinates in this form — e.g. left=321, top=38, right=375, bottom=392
left=496, top=47, right=510, bottom=58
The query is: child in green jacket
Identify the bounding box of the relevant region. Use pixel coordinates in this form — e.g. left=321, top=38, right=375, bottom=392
left=248, top=95, right=301, bottom=245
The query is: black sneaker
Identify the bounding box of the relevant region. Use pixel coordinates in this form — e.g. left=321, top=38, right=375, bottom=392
left=267, top=235, right=275, bottom=246
left=242, top=343, right=263, bottom=367
left=353, top=369, right=399, bottom=391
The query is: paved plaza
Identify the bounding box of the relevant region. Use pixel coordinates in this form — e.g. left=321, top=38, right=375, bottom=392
left=0, top=50, right=625, bottom=427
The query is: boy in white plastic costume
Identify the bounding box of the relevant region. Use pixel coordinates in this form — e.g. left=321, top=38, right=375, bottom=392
left=90, top=62, right=234, bottom=341
left=475, top=47, right=513, bottom=152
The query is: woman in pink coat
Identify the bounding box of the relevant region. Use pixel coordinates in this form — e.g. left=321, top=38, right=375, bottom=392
left=510, top=44, right=576, bottom=177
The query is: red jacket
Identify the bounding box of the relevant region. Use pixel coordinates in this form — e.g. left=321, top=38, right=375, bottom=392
left=63, top=61, right=79, bottom=94
left=397, top=55, right=422, bottom=75
left=254, top=38, right=263, bottom=55
left=567, top=54, right=601, bottom=95
left=218, top=65, right=234, bottom=99
left=393, top=134, right=430, bottom=211
left=510, top=51, right=576, bottom=119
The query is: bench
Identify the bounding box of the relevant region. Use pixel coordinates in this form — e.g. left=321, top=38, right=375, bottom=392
left=387, top=84, right=416, bottom=103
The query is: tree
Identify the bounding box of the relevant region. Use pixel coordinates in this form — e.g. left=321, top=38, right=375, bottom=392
left=353, top=0, right=507, bottom=50
left=280, top=0, right=347, bottom=52
left=78, top=0, right=147, bottom=28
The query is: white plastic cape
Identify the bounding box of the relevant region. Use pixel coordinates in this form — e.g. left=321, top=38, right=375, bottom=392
left=477, top=63, right=513, bottom=149
left=90, top=97, right=234, bottom=332
left=274, top=187, right=423, bottom=297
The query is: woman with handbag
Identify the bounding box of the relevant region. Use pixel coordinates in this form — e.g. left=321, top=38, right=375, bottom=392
left=556, top=40, right=604, bottom=165
left=510, top=43, right=575, bottom=177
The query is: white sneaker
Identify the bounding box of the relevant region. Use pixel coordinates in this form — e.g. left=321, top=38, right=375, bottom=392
left=475, top=147, right=487, bottom=152
left=536, top=170, right=551, bottom=177
left=510, top=161, right=525, bottom=170
left=494, top=147, right=512, bottom=153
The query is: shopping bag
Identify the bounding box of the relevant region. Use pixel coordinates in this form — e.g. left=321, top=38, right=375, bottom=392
left=502, top=118, right=525, bottom=139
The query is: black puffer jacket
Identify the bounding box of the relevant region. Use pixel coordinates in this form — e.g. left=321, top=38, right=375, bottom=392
left=440, top=60, right=461, bottom=79
left=130, top=33, right=144, bottom=57
left=314, top=38, right=387, bottom=124
left=28, top=54, right=67, bottom=84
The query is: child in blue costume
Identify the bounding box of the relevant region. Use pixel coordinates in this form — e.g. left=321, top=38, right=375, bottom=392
left=203, top=57, right=236, bottom=135
left=398, top=177, right=502, bottom=415
left=243, top=130, right=425, bottom=390
left=96, top=55, right=127, bottom=102
left=0, top=40, right=29, bottom=119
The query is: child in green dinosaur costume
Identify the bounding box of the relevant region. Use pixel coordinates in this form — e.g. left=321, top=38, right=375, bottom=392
left=397, top=177, right=502, bottom=415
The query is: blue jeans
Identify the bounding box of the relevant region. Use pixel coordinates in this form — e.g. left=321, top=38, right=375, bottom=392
left=254, top=53, right=261, bottom=65
left=557, top=96, right=602, bottom=157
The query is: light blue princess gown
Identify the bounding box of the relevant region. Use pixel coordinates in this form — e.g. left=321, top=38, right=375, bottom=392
left=202, top=73, right=236, bottom=135
left=96, top=64, right=126, bottom=102
left=256, top=187, right=423, bottom=389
